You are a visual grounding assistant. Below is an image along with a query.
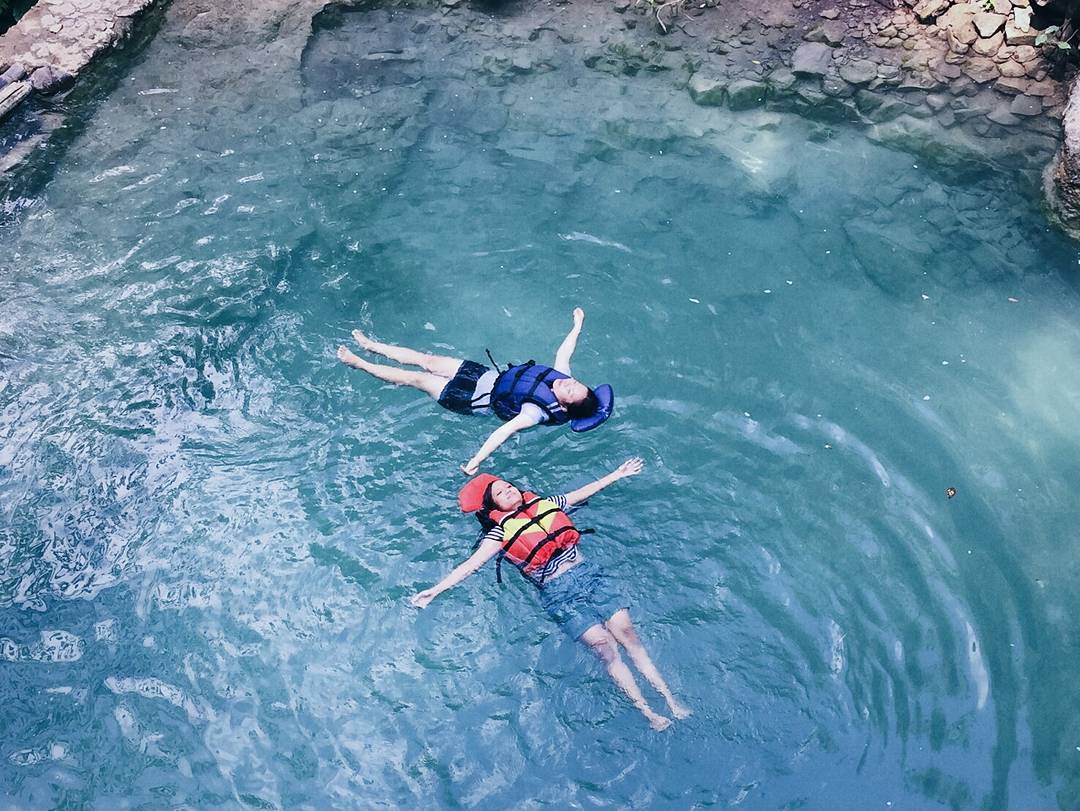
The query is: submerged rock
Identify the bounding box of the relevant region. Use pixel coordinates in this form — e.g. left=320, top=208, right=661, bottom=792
left=29, top=65, right=74, bottom=95
left=687, top=74, right=725, bottom=106
left=726, top=78, right=767, bottom=110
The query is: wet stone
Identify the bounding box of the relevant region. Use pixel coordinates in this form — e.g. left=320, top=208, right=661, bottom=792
left=687, top=74, right=726, bottom=105
left=727, top=78, right=768, bottom=109
left=987, top=103, right=1021, bottom=125
left=995, top=76, right=1028, bottom=95
left=792, top=42, right=832, bottom=76
left=1009, top=94, right=1042, bottom=116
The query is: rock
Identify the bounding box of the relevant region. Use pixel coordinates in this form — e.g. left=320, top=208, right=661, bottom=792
left=1025, top=80, right=1056, bottom=97
left=1010, top=94, right=1043, bottom=115
left=767, top=67, right=797, bottom=92
left=1014, top=44, right=1037, bottom=62
left=961, top=57, right=999, bottom=83
left=949, top=21, right=979, bottom=46
left=726, top=78, right=768, bottom=109
left=998, top=59, right=1027, bottom=77
left=613, top=0, right=631, bottom=11
left=937, top=108, right=958, bottom=127
left=792, top=42, right=832, bottom=76
left=822, top=76, right=854, bottom=97
left=987, top=103, right=1021, bottom=125
left=929, top=59, right=963, bottom=81
left=993, top=0, right=1013, bottom=12
left=926, top=92, right=950, bottom=110
left=1045, top=83, right=1080, bottom=238
left=995, top=76, right=1029, bottom=94
left=973, top=31, right=1004, bottom=56
left=28, top=66, right=74, bottom=95
left=913, top=0, right=950, bottom=21
left=1013, top=6, right=1031, bottom=31
left=687, top=75, right=726, bottom=105
left=973, top=12, right=1006, bottom=38
left=804, top=21, right=846, bottom=46
left=1004, top=22, right=1036, bottom=45
left=840, top=59, right=878, bottom=84
left=510, top=54, right=533, bottom=73
left=821, top=8, right=841, bottom=19
left=855, top=89, right=908, bottom=121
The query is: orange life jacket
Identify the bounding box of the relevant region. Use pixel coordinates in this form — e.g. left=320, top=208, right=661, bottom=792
left=458, top=475, right=582, bottom=584
left=484, top=492, right=581, bottom=579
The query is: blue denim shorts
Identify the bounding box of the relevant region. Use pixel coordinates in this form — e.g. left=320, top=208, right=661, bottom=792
left=539, top=559, right=629, bottom=640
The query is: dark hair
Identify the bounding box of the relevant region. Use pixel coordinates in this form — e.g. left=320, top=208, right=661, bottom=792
left=563, top=387, right=599, bottom=420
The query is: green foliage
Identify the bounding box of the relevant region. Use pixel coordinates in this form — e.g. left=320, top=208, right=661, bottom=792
left=1036, top=24, right=1074, bottom=50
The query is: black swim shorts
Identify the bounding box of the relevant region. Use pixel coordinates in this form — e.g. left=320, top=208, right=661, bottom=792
left=436, top=360, right=491, bottom=415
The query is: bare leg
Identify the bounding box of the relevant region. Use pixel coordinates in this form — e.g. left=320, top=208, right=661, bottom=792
left=352, top=329, right=463, bottom=378
left=337, top=347, right=448, bottom=400
left=579, top=624, right=672, bottom=731
left=605, top=609, right=691, bottom=720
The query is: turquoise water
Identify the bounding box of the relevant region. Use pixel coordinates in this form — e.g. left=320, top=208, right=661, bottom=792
left=3, top=3, right=1080, bottom=808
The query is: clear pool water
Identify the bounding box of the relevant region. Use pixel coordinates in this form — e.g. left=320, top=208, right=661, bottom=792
left=3, top=3, right=1080, bottom=808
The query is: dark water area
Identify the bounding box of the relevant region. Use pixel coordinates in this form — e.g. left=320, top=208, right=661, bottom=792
left=2, top=2, right=1080, bottom=808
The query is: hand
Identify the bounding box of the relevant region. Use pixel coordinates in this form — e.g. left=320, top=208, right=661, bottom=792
left=411, top=589, right=438, bottom=609
left=615, top=457, right=644, bottom=479
left=572, top=307, right=585, bottom=327
left=461, top=460, right=480, bottom=476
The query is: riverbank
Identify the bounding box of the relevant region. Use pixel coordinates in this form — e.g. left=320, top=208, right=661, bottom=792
left=1, top=0, right=1077, bottom=192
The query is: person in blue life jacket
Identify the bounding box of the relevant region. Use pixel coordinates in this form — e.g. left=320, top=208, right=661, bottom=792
left=337, top=308, right=614, bottom=473
left=410, top=458, right=691, bottom=731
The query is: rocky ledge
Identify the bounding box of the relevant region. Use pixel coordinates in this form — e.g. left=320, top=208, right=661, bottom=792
left=0, top=0, right=157, bottom=129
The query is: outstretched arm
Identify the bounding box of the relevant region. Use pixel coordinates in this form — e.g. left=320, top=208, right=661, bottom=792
left=461, top=413, right=536, bottom=475
left=564, top=457, right=644, bottom=507
left=554, top=307, right=585, bottom=374
left=411, top=538, right=503, bottom=608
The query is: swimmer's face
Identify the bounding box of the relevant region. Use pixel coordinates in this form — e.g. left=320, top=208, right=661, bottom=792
left=490, top=480, right=523, bottom=511
left=553, top=377, right=589, bottom=407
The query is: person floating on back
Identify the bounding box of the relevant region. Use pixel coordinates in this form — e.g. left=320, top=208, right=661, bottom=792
left=410, top=458, right=690, bottom=731
left=337, top=307, right=614, bottom=473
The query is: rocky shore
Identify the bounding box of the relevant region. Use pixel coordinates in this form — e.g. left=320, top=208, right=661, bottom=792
left=3, top=0, right=1080, bottom=229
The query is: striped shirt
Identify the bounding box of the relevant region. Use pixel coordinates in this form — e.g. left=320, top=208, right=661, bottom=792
left=480, top=495, right=580, bottom=583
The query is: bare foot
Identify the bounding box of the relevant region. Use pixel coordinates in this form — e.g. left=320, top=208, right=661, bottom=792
left=646, top=711, right=672, bottom=732
left=670, top=702, right=692, bottom=720
left=337, top=346, right=367, bottom=369
left=352, top=329, right=377, bottom=351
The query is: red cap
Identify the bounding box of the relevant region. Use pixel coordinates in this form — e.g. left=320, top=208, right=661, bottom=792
left=458, top=474, right=499, bottom=513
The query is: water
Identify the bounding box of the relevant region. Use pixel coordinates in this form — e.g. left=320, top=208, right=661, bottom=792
left=3, top=2, right=1080, bottom=808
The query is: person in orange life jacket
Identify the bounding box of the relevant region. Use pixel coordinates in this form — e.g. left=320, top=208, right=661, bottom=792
left=410, top=458, right=691, bottom=732
left=336, top=308, right=614, bottom=474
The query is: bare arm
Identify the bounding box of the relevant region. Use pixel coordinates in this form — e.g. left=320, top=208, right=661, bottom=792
left=410, top=538, right=503, bottom=608
left=461, top=412, right=536, bottom=475
left=554, top=307, right=585, bottom=374
left=564, top=457, right=644, bottom=507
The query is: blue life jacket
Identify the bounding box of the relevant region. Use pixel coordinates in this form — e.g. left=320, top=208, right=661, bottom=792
left=490, top=363, right=569, bottom=425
